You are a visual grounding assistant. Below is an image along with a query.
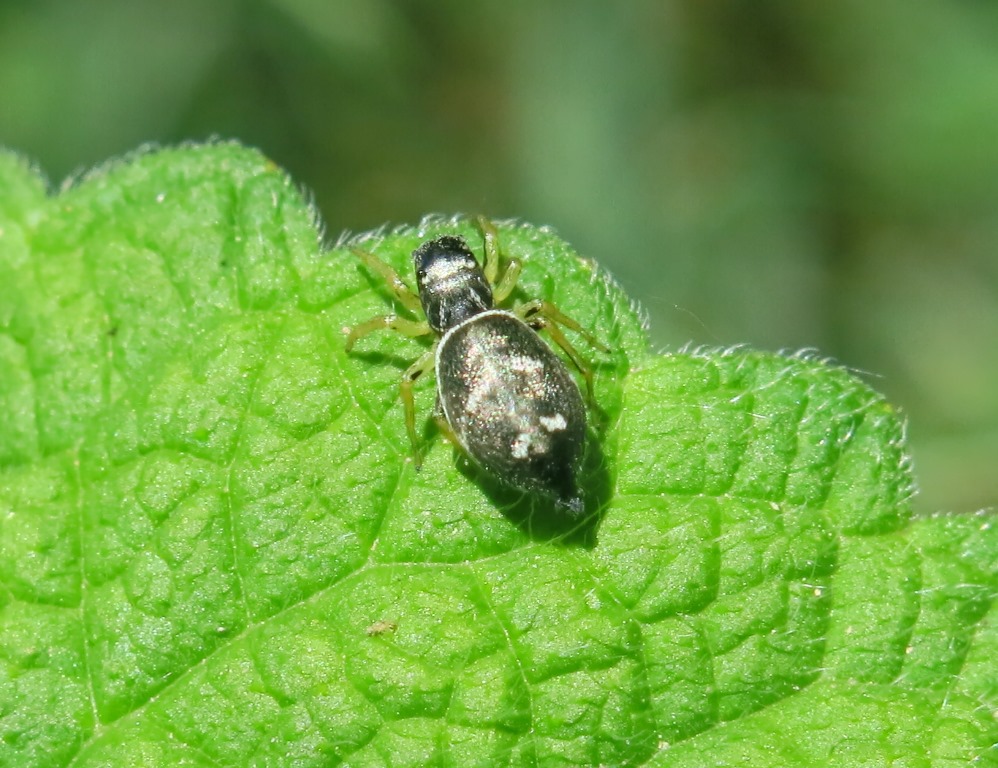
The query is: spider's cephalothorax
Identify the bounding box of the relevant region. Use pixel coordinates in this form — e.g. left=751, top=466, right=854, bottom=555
left=413, top=235, right=493, bottom=332
left=345, top=218, right=607, bottom=517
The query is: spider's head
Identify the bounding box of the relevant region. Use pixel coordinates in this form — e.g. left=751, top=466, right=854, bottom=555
left=413, top=235, right=494, bottom=333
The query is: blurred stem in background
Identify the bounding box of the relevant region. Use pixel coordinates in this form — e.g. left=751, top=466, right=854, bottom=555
left=1, top=0, right=995, bottom=512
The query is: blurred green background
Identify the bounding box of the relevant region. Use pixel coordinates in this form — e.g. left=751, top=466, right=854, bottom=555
left=1, top=0, right=995, bottom=514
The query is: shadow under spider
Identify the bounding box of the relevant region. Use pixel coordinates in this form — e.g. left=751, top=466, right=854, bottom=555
left=446, top=423, right=613, bottom=548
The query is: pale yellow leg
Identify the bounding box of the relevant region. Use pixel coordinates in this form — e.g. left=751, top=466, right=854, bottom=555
left=475, top=215, right=502, bottom=285
left=475, top=215, right=523, bottom=304
left=515, top=299, right=609, bottom=401
left=345, top=315, right=432, bottom=352
left=433, top=413, right=461, bottom=447
left=540, top=318, right=596, bottom=399
left=519, top=300, right=610, bottom=353
left=492, top=258, right=522, bottom=304
left=352, top=247, right=423, bottom=313
left=400, top=346, right=437, bottom=467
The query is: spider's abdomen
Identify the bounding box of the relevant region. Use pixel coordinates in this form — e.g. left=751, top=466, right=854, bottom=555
left=435, top=310, right=587, bottom=515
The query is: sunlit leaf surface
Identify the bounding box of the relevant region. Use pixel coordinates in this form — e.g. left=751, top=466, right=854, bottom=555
left=0, top=144, right=995, bottom=767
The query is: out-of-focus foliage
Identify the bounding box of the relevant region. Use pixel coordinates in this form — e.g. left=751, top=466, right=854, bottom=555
left=0, top=0, right=995, bottom=514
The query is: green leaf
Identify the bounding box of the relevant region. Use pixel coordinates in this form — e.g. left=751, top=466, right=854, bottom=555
left=1, top=142, right=995, bottom=767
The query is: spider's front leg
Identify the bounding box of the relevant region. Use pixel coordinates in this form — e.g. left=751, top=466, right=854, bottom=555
left=345, top=246, right=433, bottom=351
left=351, top=247, right=423, bottom=313
left=475, top=216, right=522, bottom=304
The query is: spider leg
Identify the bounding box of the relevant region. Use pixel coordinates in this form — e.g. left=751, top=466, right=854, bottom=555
left=345, top=315, right=431, bottom=352
left=519, top=300, right=610, bottom=353
left=352, top=247, right=423, bottom=313
left=475, top=215, right=502, bottom=285
left=400, top=345, right=437, bottom=468
left=475, top=215, right=523, bottom=304
left=515, top=299, right=608, bottom=401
